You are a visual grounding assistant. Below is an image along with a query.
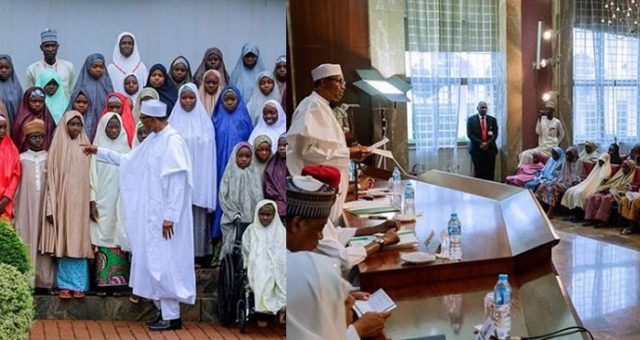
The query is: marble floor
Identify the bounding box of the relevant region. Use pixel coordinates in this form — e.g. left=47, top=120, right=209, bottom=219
left=552, top=220, right=640, bottom=340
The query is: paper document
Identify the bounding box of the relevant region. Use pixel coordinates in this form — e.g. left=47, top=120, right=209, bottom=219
left=349, top=229, right=418, bottom=249
left=353, top=288, right=397, bottom=317
left=369, top=137, right=389, bottom=151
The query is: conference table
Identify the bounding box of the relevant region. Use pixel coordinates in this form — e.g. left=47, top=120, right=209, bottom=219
left=343, top=170, right=586, bottom=340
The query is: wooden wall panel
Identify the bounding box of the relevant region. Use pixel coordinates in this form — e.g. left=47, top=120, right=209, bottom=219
left=288, top=0, right=373, bottom=145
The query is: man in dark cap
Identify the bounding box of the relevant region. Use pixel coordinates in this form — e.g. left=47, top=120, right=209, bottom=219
left=299, top=164, right=399, bottom=273
left=286, top=174, right=392, bottom=339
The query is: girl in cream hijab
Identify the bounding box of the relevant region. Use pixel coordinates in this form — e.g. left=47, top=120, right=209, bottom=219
left=241, top=200, right=285, bottom=324
left=561, top=153, right=612, bottom=222
left=583, top=159, right=636, bottom=227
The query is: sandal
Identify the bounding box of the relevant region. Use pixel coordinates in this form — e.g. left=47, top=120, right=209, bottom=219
left=59, top=289, right=72, bottom=300
left=621, top=227, right=636, bottom=235
left=129, top=295, right=140, bottom=304
left=72, top=291, right=85, bottom=299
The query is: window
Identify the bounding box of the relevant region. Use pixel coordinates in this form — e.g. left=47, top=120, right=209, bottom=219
left=406, top=51, right=500, bottom=143
left=573, top=28, right=640, bottom=144
left=405, top=0, right=505, bottom=156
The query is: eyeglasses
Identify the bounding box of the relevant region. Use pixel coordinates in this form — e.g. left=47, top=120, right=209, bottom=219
left=327, top=77, right=346, bottom=87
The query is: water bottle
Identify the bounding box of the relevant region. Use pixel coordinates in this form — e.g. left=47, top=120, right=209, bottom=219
left=493, top=274, right=512, bottom=340
left=348, top=161, right=356, bottom=182
left=447, top=213, right=462, bottom=261
left=403, top=182, right=415, bottom=216
left=392, top=167, right=402, bottom=208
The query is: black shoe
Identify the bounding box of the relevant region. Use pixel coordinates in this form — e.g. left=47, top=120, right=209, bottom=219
left=148, top=318, right=182, bottom=331
left=145, top=311, right=162, bottom=326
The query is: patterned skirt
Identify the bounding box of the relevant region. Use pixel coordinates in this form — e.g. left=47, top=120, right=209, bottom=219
left=95, top=247, right=130, bottom=287
left=57, top=257, right=90, bottom=292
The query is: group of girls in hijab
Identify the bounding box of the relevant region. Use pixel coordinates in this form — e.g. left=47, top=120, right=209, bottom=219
left=0, top=36, right=287, bottom=306
left=509, top=142, right=640, bottom=230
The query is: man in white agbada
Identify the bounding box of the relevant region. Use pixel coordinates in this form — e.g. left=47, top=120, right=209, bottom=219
left=25, top=29, right=76, bottom=98
left=517, top=101, right=565, bottom=168
left=82, top=99, right=194, bottom=331
left=287, top=64, right=398, bottom=272
left=107, top=32, right=148, bottom=96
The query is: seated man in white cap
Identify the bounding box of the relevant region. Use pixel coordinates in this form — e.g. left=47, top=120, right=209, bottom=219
left=287, top=63, right=397, bottom=273
left=287, top=175, right=392, bottom=340
left=25, top=28, right=76, bottom=98
left=82, top=99, right=195, bottom=331
left=517, top=100, right=565, bottom=168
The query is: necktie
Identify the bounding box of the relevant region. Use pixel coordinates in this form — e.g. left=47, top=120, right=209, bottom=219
left=481, top=117, right=487, bottom=142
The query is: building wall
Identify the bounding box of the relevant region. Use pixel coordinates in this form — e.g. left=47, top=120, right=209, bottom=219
left=1, top=0, right=286, bottom=86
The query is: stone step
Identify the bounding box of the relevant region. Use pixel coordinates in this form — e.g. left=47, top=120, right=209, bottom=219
left=36, top=268, right=220, bottom=322
left=35, top=294, right=216, bottom=322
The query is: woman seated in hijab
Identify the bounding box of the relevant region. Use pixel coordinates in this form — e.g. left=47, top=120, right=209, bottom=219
left=608, top=143, right=622, bottom=165
left=506, top=151, right=545, bottom=187
left=583, top=159, right=636, bottom=227
left=534, top=147, right=583, bottom=218
left=524, top=147, right=564, bottom=192
left=561, top=153, right=612, bottom=222
left=242, top=200, right=285, bottom=327
left=579, top=141, right=599, bottom=162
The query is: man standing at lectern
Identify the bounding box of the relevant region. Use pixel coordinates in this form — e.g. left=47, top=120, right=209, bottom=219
left=287, top=63, right=371, bottom=224
left=467, top=101, right=498, bottom=181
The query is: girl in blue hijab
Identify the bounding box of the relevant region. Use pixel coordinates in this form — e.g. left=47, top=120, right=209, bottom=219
left=230, top=43, right=266, bottom=100
left=211, top=86, right=253, bottom=259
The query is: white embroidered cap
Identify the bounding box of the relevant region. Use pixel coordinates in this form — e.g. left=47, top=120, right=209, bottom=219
left=311, top=64, right=343, bottom=81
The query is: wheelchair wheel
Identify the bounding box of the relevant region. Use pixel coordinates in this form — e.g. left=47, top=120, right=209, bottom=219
left=237, top=299, right=247, bottom=333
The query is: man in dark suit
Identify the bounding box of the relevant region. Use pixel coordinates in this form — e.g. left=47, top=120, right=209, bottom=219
left=467, top=101, right=498, bottom=180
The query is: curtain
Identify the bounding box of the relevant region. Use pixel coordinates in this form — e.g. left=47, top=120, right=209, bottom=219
left=573, top=0, right=640, bottom=151
left=406, top=0, right=506, bottom=177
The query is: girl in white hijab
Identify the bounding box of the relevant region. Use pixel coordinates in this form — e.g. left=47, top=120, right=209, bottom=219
left=90, top=112, right=131, bottom=294
left=247, top=72, right=281, bottom=126
left=248, top=100, right=286, bottom=153
left=107, top=32, right=148, bottom=95
left=561, top=153, right=612, bottom=221
left=241, top=200, right=285, bottom=319
left=169, top=83, right=217, bottom=262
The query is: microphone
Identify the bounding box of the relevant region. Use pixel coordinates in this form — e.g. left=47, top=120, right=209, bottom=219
left=340, top=103, right=360, bottom=110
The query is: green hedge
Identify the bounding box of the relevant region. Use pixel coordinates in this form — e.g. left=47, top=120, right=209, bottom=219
left=0, top=263, right=34, bottom=339
left=0, top=219, right=31, bottom=274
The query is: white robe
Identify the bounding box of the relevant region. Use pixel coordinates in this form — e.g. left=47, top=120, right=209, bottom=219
left=96, top=125, right=195, bottom=304
left=315, top=220, right=367, bottom=273
left=169, top=83, right=217, bottom=210
left=90, top=113, right=131, bottom=251
left=561, top=153, right=611, bottom=210
left=518, top=117, right=565, bottom=167
left=25, top=59, right=76, bottom=98
left=287, top=251, right=352, bottom=340
left=107, top=32, right=148, bottom=96
left=287, top=91, right=350, bottom=224
left=241, top=200, right=286, bottom=314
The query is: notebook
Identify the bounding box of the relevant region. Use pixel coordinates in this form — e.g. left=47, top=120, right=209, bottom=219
left=353, top=288, right=397, bottom=317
